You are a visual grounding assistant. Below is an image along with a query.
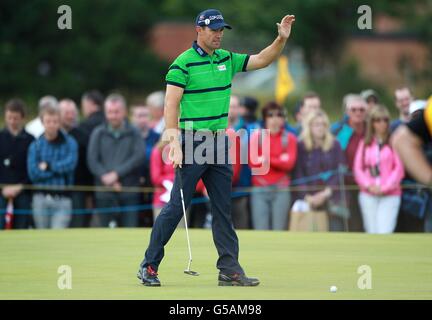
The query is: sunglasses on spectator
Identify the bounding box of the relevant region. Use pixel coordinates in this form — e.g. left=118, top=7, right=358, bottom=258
left=266, top=111, right=284, bottom=118
left=350, top=108, right=366, bottom=113
left=373, top=117, right=389, bottom=123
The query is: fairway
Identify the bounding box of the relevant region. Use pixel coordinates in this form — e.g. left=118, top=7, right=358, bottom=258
left=0, top=229, right=431, bottom=300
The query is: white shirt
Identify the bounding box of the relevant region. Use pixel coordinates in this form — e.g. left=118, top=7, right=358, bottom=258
left=25, top=117, right=45, bottom=138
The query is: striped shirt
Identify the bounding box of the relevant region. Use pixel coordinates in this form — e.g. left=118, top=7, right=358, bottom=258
left=166, top=41, right=249, bottom=131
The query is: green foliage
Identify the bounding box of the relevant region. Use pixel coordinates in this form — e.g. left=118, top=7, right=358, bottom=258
left=0, top=0, right=428, bottom=111
left=0, top=0, right=168, bottom=104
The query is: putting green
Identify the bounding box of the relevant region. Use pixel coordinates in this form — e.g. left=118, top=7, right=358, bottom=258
left=0, top=229, right=431, bottom=299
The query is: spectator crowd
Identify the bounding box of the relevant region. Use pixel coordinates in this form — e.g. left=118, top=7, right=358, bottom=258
left=1, top=87, right=431, bottom=233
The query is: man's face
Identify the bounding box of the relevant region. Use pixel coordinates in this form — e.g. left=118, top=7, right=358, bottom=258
left=59, top=101, right=78, bottom=130
left=303, top=97, right=321, bottom=114
left=228, top=96, right=244, bottom=123
left=395, top=88, right=412, bottom=115
left=132, top=106, right=151, bottom=131
left=105, top=101, right=126, bottom=128
left=197, top=26, right=224, bottom=50
left=42, top=113, right=61, bottom=138
left=5, top=111, right=24, bottom=133
left=81, top=98, right=96, bottom=118
left=149, top=104, right=164, bottom=121
left=347, top=99, right=367, bottom=125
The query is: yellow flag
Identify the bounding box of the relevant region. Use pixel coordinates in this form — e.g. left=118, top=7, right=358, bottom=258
left=275, top=55, right=295, bottom=104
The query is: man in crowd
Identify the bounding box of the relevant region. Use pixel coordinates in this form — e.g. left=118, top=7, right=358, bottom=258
left=293, top=92, right=321, bottom=135
left=393, top=96, right=432, bottom=232
left=131, top=104, right=160, bottom=226
left=87, top=94, right=145, bottom=227
left=27, top=105, right=78, bottom=229
left=0, top=99, right=35, bottom=229
left=390, top=87, right=413, bottom=133
left=332, top=94, right=368, bottom=232
left=79, top=90, right=105, bottom=137
left=228, top=95, right=249, bottom=229
left=147, top=91, right=166, bottom=135
left=59, top=99, right=92, bottom=227
left=26, top=95, right=58, bottom=138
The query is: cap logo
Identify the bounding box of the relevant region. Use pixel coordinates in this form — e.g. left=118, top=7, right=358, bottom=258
left=205, top=19, right=210, bottom=25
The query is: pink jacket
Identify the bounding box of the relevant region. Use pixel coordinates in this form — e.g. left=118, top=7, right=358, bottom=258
left=353, top=138, right=404, bottom=196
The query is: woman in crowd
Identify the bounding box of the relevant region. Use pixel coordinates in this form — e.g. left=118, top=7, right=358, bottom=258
left=292, top=110, right=347, bottom=231
left=353, top=105, right=404, bottom=234
left=150, top=138, right=207, bottom=226
left=248, top=102, right=297, bottom=230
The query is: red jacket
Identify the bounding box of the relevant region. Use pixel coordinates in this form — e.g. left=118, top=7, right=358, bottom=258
left=248, top=128, right=297, bottom=187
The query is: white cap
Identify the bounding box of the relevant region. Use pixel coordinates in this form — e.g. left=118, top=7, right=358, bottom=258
left=409, top=100, right=427, bottom=115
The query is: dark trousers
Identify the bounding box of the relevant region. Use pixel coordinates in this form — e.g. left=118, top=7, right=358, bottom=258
left=95, top=193, right=140, bottom=227
left=69, top=191, right=91, bottom=228
left=141, top=132, right=244, bottom=275
left=348, top=190, right=364, bottom=232
left=232, top=196, right=250, bottom=229
left=0, top=192, right=32, bottom=229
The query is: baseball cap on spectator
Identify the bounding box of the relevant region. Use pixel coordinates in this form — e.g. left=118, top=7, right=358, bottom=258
left=361, top=89, right=379, bottom=102
left=196, top=9, right=232, bottom=30
left=409, top=100, right=427, bottom=115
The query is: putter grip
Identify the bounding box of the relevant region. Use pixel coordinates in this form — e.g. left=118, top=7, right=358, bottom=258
left=177, top=168, right=183, bottom=189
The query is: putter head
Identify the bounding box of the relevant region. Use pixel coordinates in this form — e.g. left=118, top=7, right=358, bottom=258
left=184, top=270, right=199, bottom=276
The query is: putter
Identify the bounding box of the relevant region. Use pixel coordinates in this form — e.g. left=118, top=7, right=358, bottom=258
left=177, top=168, right=199, bottom=276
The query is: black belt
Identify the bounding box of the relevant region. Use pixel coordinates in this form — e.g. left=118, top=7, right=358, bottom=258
left=180, top=129, right=226, bottom=137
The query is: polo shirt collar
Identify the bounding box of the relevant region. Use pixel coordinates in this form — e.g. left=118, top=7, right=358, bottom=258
left=192, top=41, right=220, bottom=58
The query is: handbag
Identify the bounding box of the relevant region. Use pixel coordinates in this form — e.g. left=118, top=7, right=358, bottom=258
left=401, top=187, right=429, bottom=220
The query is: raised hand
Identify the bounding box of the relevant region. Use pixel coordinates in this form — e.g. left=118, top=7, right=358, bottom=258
left=277, top=15, right=295, bottom=40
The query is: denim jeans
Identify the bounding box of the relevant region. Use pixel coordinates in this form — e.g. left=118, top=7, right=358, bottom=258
left=251, top=185, right=291, bottom=230
left=32, top=193, right=72, bottom=229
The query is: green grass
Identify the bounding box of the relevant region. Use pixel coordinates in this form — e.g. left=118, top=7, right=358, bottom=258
left=0, top=229, right=431, bottom=300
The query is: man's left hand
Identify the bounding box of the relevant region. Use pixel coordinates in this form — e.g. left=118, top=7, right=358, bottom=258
left=277, top=15, right=295, bottom=40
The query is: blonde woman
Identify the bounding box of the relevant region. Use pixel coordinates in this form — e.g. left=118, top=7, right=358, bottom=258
left=292, top=110, right=347, bottom=231
left=353, top=105, right=404, bottom=234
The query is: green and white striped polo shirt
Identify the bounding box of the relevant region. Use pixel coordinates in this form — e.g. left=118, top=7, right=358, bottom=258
left=165, top=41, right=249, bottom=131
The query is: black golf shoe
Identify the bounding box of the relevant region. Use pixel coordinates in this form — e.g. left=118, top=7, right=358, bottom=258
left=218, top=273, right=260, bottom=287
left=137, top=265, right=161, bottom=287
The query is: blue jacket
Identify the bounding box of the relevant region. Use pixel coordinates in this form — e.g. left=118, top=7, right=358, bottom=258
left=27, top=130, right=78, bottom=186
left=331, top=114, right=353, bottom=151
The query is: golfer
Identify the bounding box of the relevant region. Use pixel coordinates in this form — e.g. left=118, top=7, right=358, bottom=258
left=393, top=96, right=432, bottom=185
left=138, top=8, right=295, bottom=287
